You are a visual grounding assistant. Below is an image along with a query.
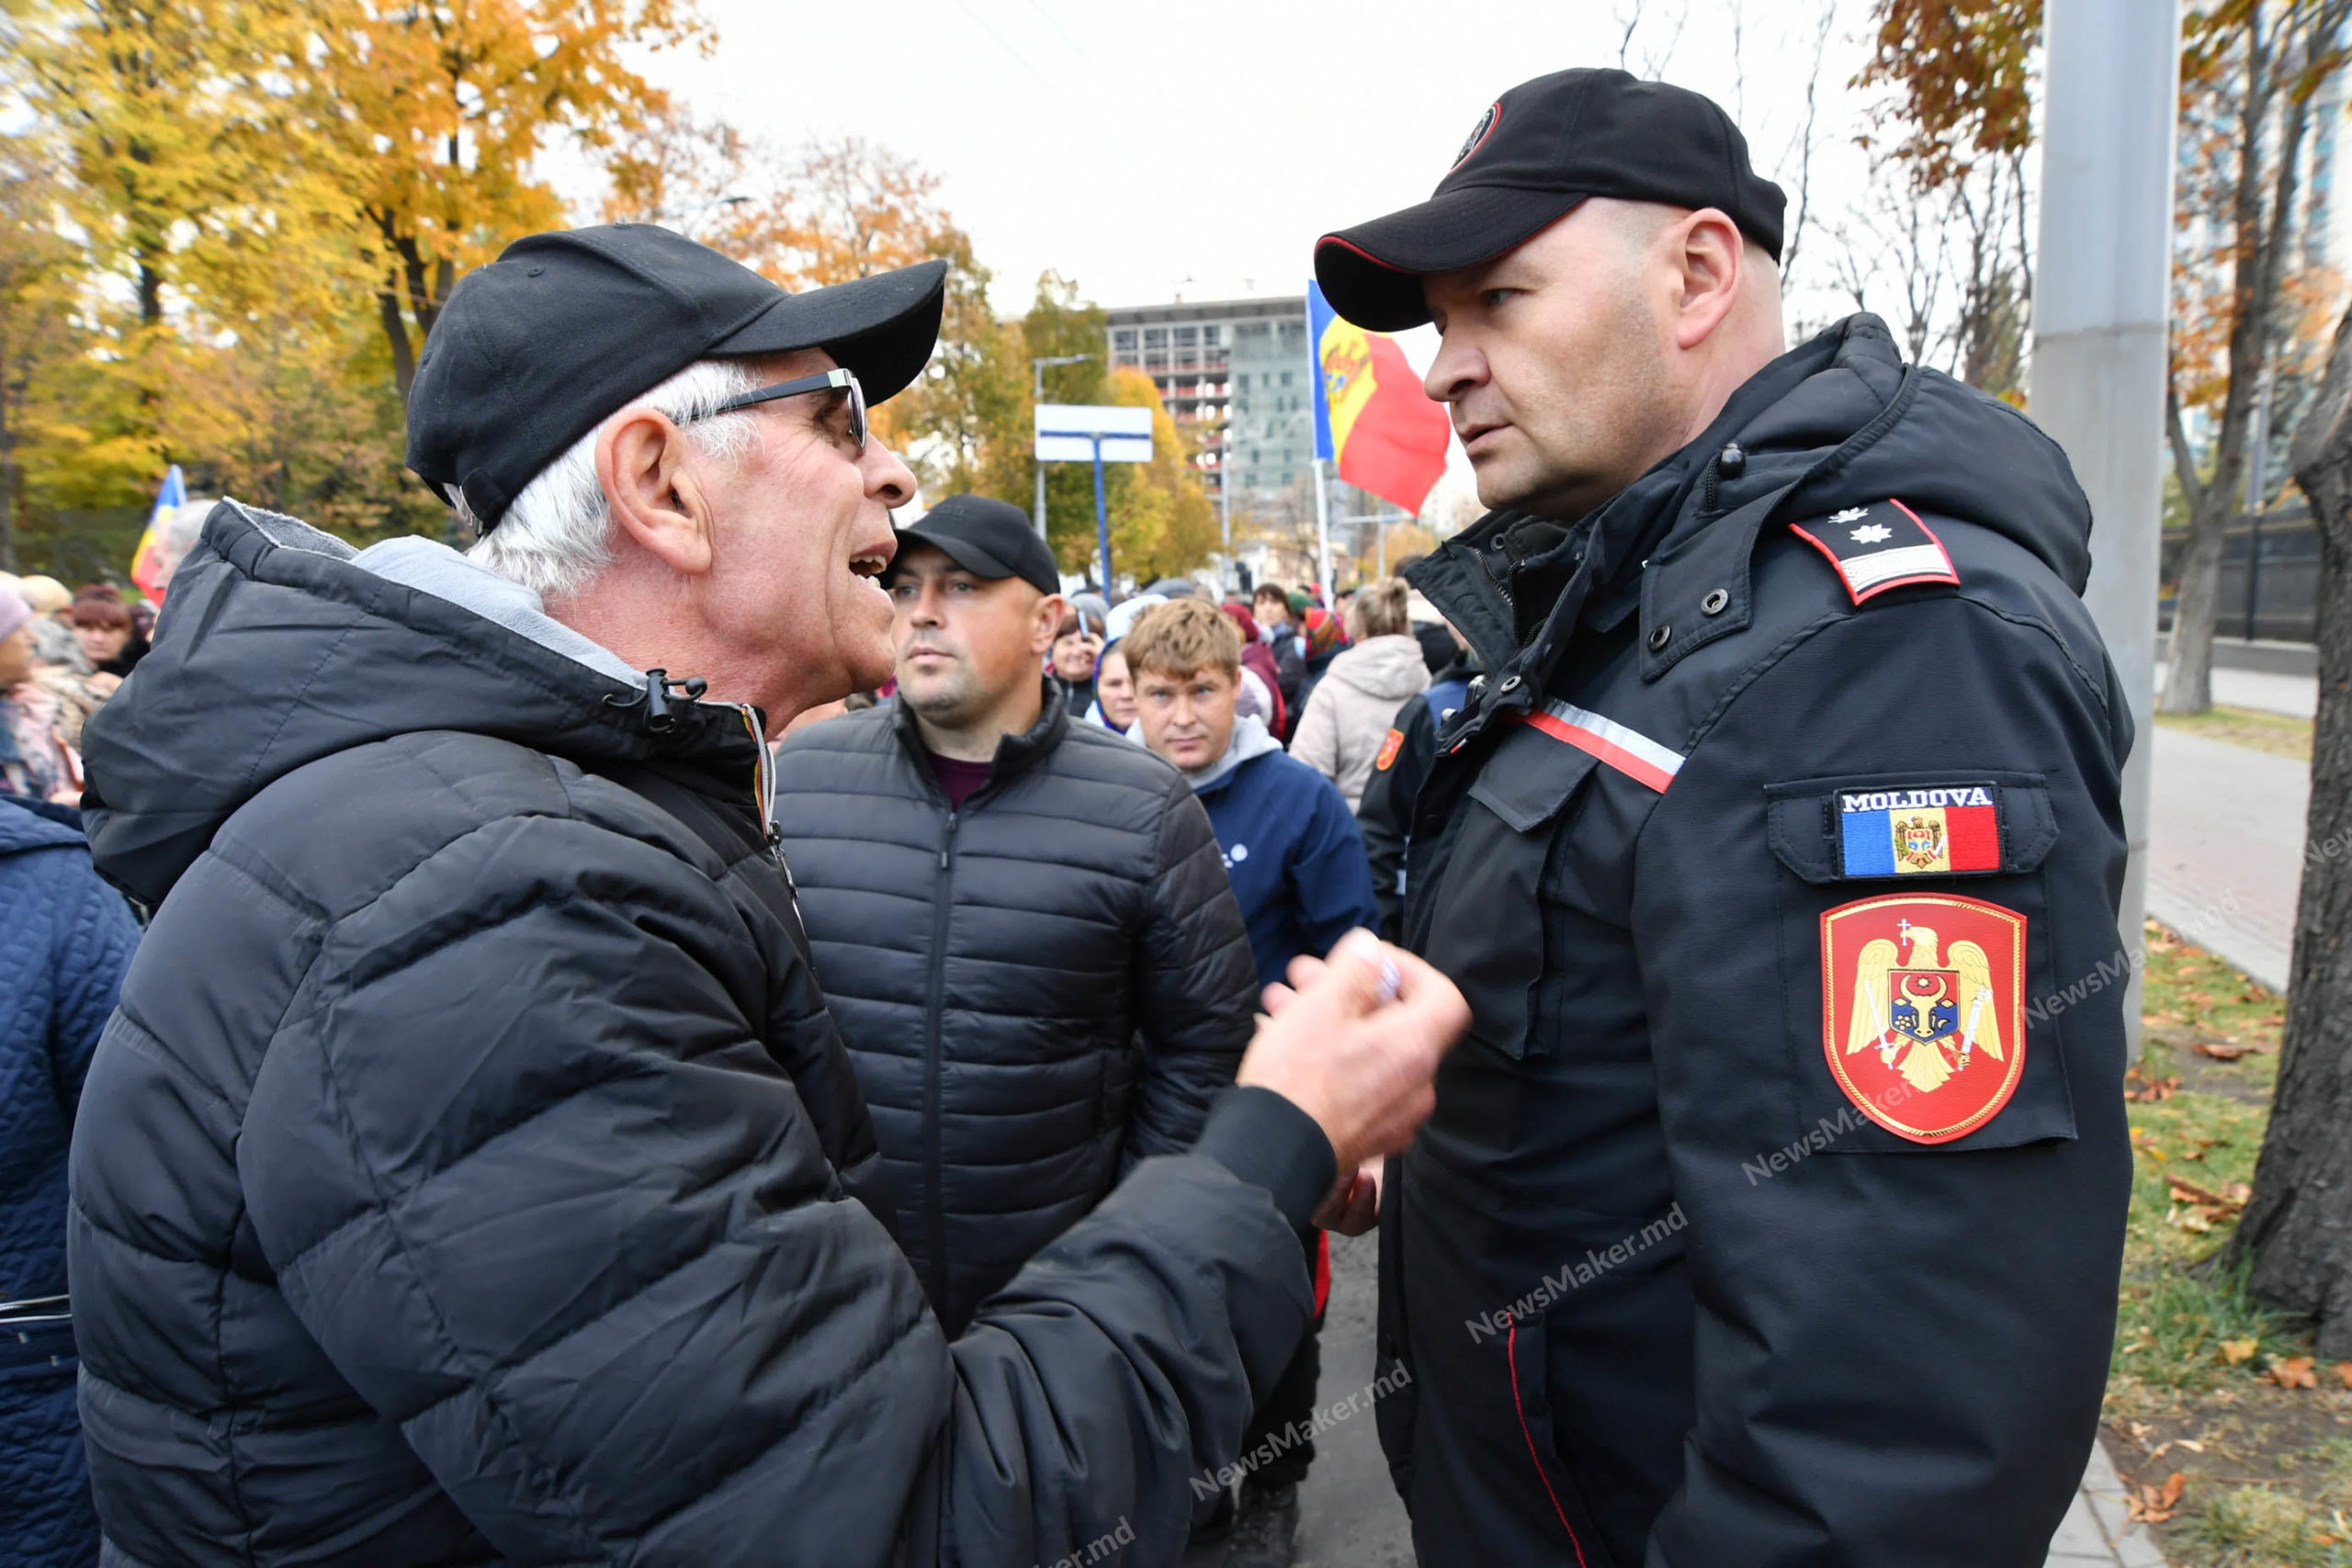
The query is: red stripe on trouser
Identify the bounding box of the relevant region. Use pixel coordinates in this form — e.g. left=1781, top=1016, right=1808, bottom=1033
left=1507, top=1316, right=1589, bottom=1567
left=1313, top=1230, right=1330, bottom=1316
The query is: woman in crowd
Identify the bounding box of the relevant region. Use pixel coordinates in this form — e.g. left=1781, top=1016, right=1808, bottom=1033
left=1052, top=606, right=1105, bottom=716
left=1287, top=578, right=1429, bottom=814
left=0, top=590, right=77, bottom=802
left=68, top=594, right=146, bottom=678
left=1086, top=641, right=1139, bottom=735
left=0, top=772, right=141, bottom=1568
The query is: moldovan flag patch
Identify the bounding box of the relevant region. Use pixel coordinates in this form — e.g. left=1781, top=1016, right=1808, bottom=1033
left=1838, top=784, right=2001, bottom=875
left=1374, top=728, right=1406, bottom=772
left=1821, top=892, right=2027, bottom=1144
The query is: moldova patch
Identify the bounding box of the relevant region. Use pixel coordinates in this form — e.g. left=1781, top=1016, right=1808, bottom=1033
left=1838, top=783, right=2001, bottom=875
left=1375, top=727, right=1406, bottom=772
left=1788, top=498, right=1959, bottom=604
left=1821, top=892, right=2027, bottom=1145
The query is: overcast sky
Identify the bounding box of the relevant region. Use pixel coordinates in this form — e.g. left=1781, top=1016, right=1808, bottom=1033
left=638, top=0, right=1883, bottom=318
left=604, top=0, right=1893, bottom=525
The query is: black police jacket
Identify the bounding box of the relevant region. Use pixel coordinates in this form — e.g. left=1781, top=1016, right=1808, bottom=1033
left=1375, top=316, right=2132, bottom=1567
left=68, top=502, right=1327, bottom=1568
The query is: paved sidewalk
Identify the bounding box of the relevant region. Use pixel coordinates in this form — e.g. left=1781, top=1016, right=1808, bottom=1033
left=2047, top=1440, right=2171, bottom=1565
left=2145, top=725, right=2310, bottom=992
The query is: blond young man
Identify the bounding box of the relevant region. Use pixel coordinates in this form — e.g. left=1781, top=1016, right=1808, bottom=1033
left=1127, top=598, right=1376, bottom=1568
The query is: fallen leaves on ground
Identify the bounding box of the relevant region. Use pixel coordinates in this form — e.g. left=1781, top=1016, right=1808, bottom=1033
left=2128, top=1472, right=2188, bottom=1522
left=2125, top=1065, right=2185, bottom=1102
left=2222, top=1338, right=2260, bottom=1365
left=2267, top=1357, right=2320, bottom=1390
left=2166, top=1175, right=2252, bottom=1231
left=2192, top=1041, right=2261, bottom=1061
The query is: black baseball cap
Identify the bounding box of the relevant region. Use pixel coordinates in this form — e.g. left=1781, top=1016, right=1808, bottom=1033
left=889, top=494, right=1061, bottom=596
left=1315, top=69, right=1786, bottom=332
left=406, top=223, right=947, bottom=528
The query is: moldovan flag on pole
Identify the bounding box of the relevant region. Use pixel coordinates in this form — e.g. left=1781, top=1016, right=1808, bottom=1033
left=1308, top=281, right=1451, bottom=516
left=130, top=463, right=186, bottom=603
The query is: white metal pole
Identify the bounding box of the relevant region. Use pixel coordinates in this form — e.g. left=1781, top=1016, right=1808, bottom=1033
left=2032, top=0, right=2181, bottom=1045
left=1034, top=360, right=1048, bottom=542
left=1312, top=458, right=1333, bottom=604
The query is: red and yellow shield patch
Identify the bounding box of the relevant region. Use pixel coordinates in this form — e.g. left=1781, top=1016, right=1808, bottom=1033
left=1374, top=727, right=1406, bottom=772
left=1820, top=893, right=2027, bottom=1145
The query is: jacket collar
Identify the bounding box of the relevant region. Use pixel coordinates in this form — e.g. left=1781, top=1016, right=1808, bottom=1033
left=1183, top=713, right=1283, bottom=798
left=890, top=675, right=1069, bottom=801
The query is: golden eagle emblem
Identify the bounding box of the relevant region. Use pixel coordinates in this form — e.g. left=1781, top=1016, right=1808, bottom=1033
left=1846, top=919, right=2005, bottom=1093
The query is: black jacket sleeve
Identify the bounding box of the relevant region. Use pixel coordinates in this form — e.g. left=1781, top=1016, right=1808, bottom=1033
left=1356, top=696, right=1435, bottom=942
left=1124, top=782, right=1257, bottom=1168
left=239, top=809, right=1323, bottom=1568
left=1632, top=596, right=2133, bottom=1564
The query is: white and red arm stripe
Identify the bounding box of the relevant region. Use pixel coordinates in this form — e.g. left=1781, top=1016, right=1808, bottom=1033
left=1524, top=699, right=1686, bottom=793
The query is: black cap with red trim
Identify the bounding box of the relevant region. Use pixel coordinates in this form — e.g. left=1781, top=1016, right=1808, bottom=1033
left=1313, top=68, right=1787, bottom=333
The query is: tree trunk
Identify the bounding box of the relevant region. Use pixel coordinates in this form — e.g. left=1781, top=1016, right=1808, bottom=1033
left=379, top=284, right=416, bottom=400
left=2164, top=0, right=2331, bottom=714
left=2226, top=302, right=2352, bottom=1353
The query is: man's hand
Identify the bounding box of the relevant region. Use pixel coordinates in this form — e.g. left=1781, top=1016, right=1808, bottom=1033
left=1238, top=930, right=1467, bottom=1178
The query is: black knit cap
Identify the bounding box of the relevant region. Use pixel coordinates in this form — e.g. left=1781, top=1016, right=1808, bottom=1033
left=406, top=223, right=947, bottom=529
left=1315, top=68, right=1786, bottom=332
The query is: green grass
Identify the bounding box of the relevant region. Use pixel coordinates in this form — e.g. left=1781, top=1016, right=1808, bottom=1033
left=2152, top=704, right=2314, bottom=761
left=2109, top=925, right=2352, bottom=1565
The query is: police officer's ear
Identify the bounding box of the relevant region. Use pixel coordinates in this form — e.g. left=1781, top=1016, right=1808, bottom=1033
left=1664, top=207, right=1750, bottom=352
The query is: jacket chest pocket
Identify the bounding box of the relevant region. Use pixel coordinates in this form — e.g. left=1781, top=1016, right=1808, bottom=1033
left=1417, top=724, right=1601, bottom=1060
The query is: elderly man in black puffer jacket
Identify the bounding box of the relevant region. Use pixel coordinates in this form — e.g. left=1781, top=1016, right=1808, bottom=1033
left=775, top=496, right=1258, bottom=1337
left=64, top=226, right=1464, bottom=1568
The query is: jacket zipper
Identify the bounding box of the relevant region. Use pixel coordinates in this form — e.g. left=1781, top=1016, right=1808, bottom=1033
left=922, top=808, right=959, bottom=1312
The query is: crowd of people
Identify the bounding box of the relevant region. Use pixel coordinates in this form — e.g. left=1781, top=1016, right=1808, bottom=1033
left=0, top=502, right=208, bottom=804
left=8, top=63, right=2140, bottom=1568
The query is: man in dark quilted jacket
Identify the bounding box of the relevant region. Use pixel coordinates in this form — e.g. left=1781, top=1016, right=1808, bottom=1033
left=773, top=493, right=1258, bottom=1338
left=66, top=224, right=1466, bottom=1568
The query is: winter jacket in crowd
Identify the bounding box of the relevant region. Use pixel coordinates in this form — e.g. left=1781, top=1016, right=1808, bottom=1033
left=1378, top=315, right=2132, bottom=1566
left=1288, top=633, right=1430, bottom=813
left=1180, top=715, right=1378, bottom=989
left=770, top=689, right=1258, bottom=1335
left=68, top=502, right=1329, bottom=1568
left=1262, top=626, right=1306, bottom=716
left=1358, top=647, right=1482, bottom=941
left=1, top=795, right=139, bottom=1568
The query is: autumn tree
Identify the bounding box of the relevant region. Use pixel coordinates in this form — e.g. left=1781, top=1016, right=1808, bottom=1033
left=2164, top=0, right=2351, bottom=714
left=1098, top=366, right=1217, bottom=586
left=1849, top=0, right=2039, bottom=399
left=2225, top=299, right=2352, bottom=1352
left=0, top=135, right=83, bottom=570
left=308, top=0, right=705, bottom=400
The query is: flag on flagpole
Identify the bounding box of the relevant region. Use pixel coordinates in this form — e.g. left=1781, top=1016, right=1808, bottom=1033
left=1307, top=281, right=1452, bottom=517
left=130, top=464, right=187, bottom=603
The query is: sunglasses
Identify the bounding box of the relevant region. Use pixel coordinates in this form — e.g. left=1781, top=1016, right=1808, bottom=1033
left=699, top=367, right=867, bottom=452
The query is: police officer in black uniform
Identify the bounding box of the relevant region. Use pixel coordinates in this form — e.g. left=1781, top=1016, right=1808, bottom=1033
left=1316, top=69, right=2132, bottom=1566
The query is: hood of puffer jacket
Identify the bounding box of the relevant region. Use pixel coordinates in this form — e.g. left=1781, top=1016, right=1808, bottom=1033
left=1410, top=313, right=2096, bottom=683
left=1323, top=634, right=1432, bottom=702
left=79, top=501, right=764, bottom=908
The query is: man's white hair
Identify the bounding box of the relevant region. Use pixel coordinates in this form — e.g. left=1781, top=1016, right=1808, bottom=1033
left=462, top=358, right=765, bottom=603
